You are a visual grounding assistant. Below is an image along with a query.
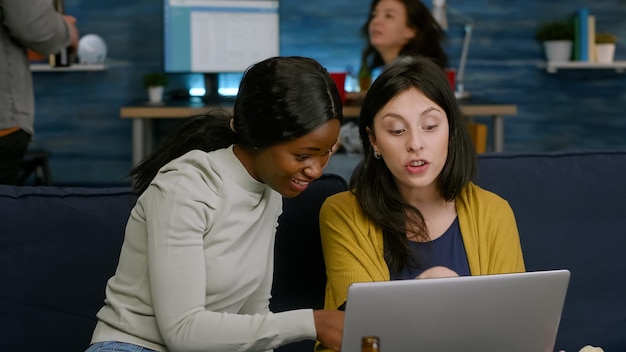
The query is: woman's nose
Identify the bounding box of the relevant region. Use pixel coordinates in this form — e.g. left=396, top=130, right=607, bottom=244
left=407, top=132, right=423, bottom=151
left=304, top=160, right=324, bottom=179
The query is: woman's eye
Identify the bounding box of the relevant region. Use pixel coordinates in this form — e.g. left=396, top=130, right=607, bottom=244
left=423, top=124, right=438, bottom=132
left=390, top=129, right=404, bottom=135
left=295, top=154, right=310, bottom=161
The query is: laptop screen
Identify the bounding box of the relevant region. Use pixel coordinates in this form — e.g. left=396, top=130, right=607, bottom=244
left=341, top=270, right=570, bottom=352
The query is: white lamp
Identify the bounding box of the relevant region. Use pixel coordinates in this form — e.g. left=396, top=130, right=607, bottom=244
left=432, top=0, right=473, bottom=99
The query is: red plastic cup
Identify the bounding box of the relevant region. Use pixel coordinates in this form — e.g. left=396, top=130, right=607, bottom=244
left=445, top=68, right=456, bottom=91
left=329, top=72, right=347, bottom=105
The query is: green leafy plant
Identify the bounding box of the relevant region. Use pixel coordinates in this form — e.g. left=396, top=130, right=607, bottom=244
left=596, top=32, right=617, bottom=44
left=143, top=72, right=169, bottom=88
left=535, top=21, right=574, bottom=42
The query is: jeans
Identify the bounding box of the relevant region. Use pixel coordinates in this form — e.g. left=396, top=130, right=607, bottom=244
left=86, top=341, right=157, bottom=352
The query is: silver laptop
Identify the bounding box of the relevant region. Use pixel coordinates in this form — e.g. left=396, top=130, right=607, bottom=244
left=341, top=269, right=570, bottom=352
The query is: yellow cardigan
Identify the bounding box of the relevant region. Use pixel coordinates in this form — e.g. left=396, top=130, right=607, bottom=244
left=316, top=182, right=525, bottom=350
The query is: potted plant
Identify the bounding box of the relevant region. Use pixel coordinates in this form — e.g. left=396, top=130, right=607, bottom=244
left=535, top=21, right=574, bottom=62
left=143, top=72, right=169, bottom=103
left=595, top=32, right=618, bottom=63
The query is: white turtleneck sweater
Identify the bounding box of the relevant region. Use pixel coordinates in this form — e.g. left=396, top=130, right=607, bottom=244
left=91, top=146, right=316, bottom=351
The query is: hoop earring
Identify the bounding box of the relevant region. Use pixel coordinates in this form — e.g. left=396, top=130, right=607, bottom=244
left=373, top=151, right=381, bottom=159
left=229, top=118, right=236, bottom=133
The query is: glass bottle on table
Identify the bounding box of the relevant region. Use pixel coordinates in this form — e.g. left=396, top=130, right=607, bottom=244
left=361, top=336, right=380, bottom=352
left=358, top=66, right=371, bottom=92
left=49, top=0, right=71, bottom=67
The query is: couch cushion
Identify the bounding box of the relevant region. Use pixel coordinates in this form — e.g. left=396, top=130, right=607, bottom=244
left=475, top=151, right=626, bottom=351
left=0, top=185, right=137, bottom=351
left=271, top=174, right=348, bottom=352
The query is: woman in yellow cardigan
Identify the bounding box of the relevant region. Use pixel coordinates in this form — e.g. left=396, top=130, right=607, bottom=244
left=317, top=56, right=525, bottom=351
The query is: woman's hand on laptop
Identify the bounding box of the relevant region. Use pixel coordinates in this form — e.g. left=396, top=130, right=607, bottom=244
left=416, top=266, right=459, bottom=279
left=313, top=309, right=344, bottom=351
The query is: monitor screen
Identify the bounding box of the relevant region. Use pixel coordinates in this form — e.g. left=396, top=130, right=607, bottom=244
left=164, top=0, right=280, bottom=74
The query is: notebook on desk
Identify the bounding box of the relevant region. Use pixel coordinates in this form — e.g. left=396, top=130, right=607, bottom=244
left=340, top=269, right=570, bottom=352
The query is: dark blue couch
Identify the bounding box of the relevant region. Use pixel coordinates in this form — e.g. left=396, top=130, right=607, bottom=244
left=0, top=186, right=136, bottom=350
left=475, top=151, right=626, bottom=352
left=1, top=152, right=625, bottom=351
left=0, top=174, right=347, bottom=351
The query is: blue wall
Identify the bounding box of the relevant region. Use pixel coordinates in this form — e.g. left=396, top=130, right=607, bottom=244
left=31, top=0, right=626, bottom=185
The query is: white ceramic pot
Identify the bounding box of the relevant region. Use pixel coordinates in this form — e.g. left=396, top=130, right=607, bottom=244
left=148, top=86, right=164, bottom=103
left=595, top=43, right=616, bottom=63
left=543, top=40, right=573, bottom=62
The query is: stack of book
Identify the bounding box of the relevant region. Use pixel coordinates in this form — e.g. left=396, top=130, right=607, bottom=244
left=572, top=8, right=597, bottom=62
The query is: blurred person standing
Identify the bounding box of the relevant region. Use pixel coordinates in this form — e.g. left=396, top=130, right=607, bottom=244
left=0, top=0, right=79, bottom=184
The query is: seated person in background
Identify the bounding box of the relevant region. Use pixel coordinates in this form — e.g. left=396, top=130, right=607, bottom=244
left=339, top=0, right=447, bottom=154
left=357, top=0, right=447, bottom=91
left=316, top=56, right=524, bottom=350
left=86, top=56, right=344, bottom=352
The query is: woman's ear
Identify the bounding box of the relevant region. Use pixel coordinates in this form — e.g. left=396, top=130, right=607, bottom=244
left=405, top=26, right=417, bottom=42
left=366, top=126, right=377, bottom=151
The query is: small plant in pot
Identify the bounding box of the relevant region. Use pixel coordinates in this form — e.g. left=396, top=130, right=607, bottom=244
left=596, top=32, right=617, bottom=45
left=535, top=21, right=574, bottom=62
left=535, top=21, right=575, bottom=42
left=143, top=72, right=169, bottom=103
left=595, top=32, right=618, bottom=63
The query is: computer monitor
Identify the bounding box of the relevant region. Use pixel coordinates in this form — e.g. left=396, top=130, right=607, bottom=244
left=163, top=0, right=280, bottom=102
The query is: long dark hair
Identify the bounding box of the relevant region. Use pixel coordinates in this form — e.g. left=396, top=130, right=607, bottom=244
left=360, top=0, right=448, bottom=74
left=131, top=56, right=343, bottom=195
left=351, top=56, right=476, bottom=272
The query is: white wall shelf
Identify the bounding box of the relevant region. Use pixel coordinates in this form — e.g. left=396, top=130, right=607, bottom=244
left=539, top=61, right=626, bottom=73
left=30, top=63, right=106, bottom=72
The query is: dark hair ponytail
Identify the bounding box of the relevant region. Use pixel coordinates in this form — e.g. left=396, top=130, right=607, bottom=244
left=130, top=56, right=342, bottom=196
left=130, top=109, right=234, bottom=195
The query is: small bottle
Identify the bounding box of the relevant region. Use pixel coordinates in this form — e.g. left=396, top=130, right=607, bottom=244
left=358, top=66, right=371, bottom=92
left=49, top=0, right=71, bottom=67
left=361, top=336, right=380, bottom=352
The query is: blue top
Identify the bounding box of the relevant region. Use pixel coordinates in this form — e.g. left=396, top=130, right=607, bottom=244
left=390, top=217, right=470, bottom=280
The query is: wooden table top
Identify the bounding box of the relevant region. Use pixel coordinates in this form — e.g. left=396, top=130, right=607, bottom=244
left=121, top=99, right=517, bottom=119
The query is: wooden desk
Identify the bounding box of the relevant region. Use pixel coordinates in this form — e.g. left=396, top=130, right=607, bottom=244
left=121, top=100, right=517, bottom=166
